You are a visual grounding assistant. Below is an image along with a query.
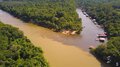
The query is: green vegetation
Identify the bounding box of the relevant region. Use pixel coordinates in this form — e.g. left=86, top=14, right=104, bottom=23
left=76, top=0, right=120, bottom=66
left=93, top=37, right=120, bottom=67
left=76, top=0, right=120, bottom=36
left=0, top=0, right=82, bottom=33
left=0, top=22, right=49, bottom=67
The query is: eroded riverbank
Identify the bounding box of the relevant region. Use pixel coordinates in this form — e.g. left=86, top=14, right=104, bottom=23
left=0, top=9, right=102, bottom=67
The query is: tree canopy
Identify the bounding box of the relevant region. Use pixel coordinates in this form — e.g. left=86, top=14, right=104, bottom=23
left=0, top=22, right=49, bottom=67
left=94, top=37, right=120, bottom=67
left=0, top=0, right=82, bottom=33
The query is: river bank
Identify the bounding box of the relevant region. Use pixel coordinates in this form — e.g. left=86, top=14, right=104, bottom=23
left=0, top=9, right=103, bottom=67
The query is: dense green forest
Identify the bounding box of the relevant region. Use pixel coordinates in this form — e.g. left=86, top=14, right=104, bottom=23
left=94, top=37, right=120, bottom=67
left=76, top=0, right=120, bottom=66
left=76, top=0, right=120, bottom=36
left=0, top=22, right=49, bottom=67
left=0, top=0, right=82, bottom=33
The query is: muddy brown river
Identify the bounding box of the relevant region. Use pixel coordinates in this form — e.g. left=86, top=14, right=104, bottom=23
left=0, top=8, right=110, bottom=67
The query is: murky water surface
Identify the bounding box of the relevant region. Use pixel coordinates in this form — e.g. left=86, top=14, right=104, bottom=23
left=0, top=9, right=110, bottom=67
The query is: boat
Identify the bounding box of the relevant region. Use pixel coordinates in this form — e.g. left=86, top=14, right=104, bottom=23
left=97, top=33, right=107, bottom=38
left=99, top=38, right=106, bottom=42
left=86, top=14, right=89, bottom=17
left=94, top=22, right=97, bottom=25
left=92, top=19, right=96, bottom=22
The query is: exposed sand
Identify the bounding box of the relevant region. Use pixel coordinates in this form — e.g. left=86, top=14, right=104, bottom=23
left=0, top=9, right=101, bottom=67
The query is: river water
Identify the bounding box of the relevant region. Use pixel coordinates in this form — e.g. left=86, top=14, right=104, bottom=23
left=0, top=8, right=110, bottom=67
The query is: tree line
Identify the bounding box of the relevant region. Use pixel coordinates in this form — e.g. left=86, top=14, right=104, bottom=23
left=0, top=0, right=82, bottom=33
